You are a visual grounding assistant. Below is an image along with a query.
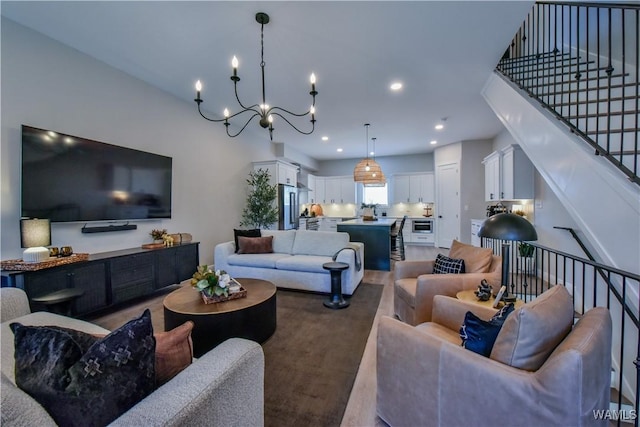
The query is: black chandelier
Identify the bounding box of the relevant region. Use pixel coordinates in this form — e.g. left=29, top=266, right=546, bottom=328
left=194, top=12, right=318, bottom=141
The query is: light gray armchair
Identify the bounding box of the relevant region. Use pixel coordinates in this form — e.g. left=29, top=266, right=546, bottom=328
left=394, top=240, right=502, bottom=325
left=378, top=285, right=612, bottom=427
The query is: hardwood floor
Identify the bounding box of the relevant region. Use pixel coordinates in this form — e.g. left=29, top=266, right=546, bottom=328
left=90, top=244, right=445, bottom=426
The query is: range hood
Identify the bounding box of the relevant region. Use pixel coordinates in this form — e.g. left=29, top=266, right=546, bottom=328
left=297, top=181, right=312, bottom=192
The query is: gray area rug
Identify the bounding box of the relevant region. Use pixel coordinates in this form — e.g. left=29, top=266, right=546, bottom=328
left=263, top=283, right=383, bottom=427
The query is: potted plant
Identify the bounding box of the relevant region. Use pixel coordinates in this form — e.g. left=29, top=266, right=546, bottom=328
left=240, top=169, right=278, bottom=229
left=191, top=265, right=245, bottom=304
left=517, top=242, right=535, bottom=274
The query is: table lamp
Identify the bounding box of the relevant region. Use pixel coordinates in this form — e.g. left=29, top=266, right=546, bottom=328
left=20, top=218, right=51, bottom=262
left=478, top=213, right=537, bottom=302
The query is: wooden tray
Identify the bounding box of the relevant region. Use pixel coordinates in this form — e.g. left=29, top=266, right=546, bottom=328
left=141, top=242, right=165, bottom=249
left=1, top=253, right=90, bottom=271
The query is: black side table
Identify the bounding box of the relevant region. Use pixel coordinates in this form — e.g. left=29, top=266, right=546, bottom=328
left=31, top=288, right=85, bottom=316
left=322, top=262, right=350, bottom=309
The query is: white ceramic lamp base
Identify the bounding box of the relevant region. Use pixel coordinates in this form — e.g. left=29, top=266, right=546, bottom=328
left=23, top=247, right=50, bottom=263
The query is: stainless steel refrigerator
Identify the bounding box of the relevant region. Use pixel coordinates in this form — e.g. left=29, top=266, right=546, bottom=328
left=278, top=184, right=299, bottom=230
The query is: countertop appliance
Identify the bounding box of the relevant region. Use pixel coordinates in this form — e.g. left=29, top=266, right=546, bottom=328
left=278, top=184, right=298, bottom=230
left=486, top=203, right=508, bottom=217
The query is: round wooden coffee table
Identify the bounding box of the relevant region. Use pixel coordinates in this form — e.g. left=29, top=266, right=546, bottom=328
left=164, top=278, right=277, bottom=357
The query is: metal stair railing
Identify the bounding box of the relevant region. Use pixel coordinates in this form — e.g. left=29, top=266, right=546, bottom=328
left=496, top=1, right=640, bottom=186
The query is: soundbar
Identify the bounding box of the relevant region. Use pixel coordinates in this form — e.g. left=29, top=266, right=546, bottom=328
left=81, top=224, right=137, bottom=234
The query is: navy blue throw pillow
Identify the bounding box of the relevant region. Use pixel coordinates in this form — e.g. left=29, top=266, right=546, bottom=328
left=433, top=253, right=466, bottom=274
left=234, top=228, right=261, bottom=253
left=11, top=309, right=156, bottom=427
left=459, top=303, right=515, bottom=357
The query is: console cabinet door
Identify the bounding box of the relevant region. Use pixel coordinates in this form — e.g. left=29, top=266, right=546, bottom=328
left=71, top=263, right=108, bottom=314
left=176, top=244, right=199, bottom=283
left=110, top=253, right=154, bottom=304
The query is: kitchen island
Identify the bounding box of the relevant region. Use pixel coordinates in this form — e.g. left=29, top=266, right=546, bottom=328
left=337, top=218, right=397, bottom=271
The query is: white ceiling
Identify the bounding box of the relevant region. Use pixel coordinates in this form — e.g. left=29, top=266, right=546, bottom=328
left=1, top=1, right=533, bottom=161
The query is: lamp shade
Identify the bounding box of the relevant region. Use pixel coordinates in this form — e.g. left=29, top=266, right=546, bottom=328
left=20, top=219, right=51, bottom=248
left=478, top=213, right=538, bottom=241
left=353, top=159, right=386, bottom=186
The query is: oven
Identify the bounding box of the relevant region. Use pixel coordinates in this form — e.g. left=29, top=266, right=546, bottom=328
left=412, top=219, right=433, bottom=234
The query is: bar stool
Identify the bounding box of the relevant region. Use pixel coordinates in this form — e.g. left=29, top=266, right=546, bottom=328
left=390, top=215, right=407, bottom=261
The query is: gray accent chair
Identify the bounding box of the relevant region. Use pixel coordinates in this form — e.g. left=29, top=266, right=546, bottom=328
left=1, top=287, right=265, bottom=426
left=377, top=285, right=612, bottom=427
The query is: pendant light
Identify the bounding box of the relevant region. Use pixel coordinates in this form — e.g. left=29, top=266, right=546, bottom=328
left=354, top=124, right=386, bottom=186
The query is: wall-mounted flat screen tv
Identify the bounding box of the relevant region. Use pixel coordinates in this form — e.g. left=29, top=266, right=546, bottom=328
left=21, top=125, right=172, bottom=223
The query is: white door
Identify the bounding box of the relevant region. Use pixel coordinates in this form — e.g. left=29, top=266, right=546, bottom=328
left=436, top=163, right=460, bottom=248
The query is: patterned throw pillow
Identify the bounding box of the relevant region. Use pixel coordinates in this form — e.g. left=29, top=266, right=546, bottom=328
left=459, top=303, right=515, bottom=357
left=11, top=309, right=156, bottom=427
left=433, top=253, right=466, bottom=274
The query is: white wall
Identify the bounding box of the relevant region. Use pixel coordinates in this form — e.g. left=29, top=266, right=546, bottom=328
left=315, top=153, right=434, bottom=176
left=1, top=18, right=275, bottom=265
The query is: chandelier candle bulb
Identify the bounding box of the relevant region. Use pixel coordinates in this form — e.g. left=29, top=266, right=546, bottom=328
left=232, top=56, right=238, bottom=76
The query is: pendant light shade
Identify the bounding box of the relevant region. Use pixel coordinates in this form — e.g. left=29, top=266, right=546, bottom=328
left=354, top=124, right=386, bottom=186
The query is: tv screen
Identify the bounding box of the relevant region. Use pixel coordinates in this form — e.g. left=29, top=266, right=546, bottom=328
left=21, top=125, right=172, bottom=223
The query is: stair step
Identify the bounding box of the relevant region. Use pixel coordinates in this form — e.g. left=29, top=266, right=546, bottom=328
left=499, top=51, right=572, bottom=65
left=566, top=110, right=640, bottom=119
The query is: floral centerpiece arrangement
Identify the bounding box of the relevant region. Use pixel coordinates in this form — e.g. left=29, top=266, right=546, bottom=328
left=190, top=265, right=246, bottom=304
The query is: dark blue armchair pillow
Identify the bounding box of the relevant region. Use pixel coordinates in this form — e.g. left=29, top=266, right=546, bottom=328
left=433, top=253, right=466, bottom=274
left=459, top=303, right=515, bottom=357
left=11, top=309, right=156, bottom=427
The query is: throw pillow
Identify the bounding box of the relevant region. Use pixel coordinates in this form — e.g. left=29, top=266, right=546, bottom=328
left=237, top=235, right=274, bottom=254
left=490, top=285, right=574, bottom=371
left=233, top=229, right=261, bottom=253
left=11, top=309, right=156, bottom=427
left=93, top=320, right=195, bottom=386
left=448, top=239, right=493, bottom=273
left=433, top=253, right=465, bottom=274
left=154, top=321, right=194, bottom=386
left=459, top=303, right=515, bottom=357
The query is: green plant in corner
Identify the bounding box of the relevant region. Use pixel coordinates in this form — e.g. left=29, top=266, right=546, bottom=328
left=518, top=242, right=535, bottom=258
left=240, top=168, right=278, bottom=229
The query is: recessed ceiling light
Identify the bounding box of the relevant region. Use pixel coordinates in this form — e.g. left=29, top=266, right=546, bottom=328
left=435, top=124, right=444, bottom=130
left=337, top=148, right=343, bottom=152
left=390, top=82, right=403, bottom=91
left=322, top=136, right=329, bottom=141
left=430, top=140, right=437, bottom=145
left=370, top=151, right=375, bottom=156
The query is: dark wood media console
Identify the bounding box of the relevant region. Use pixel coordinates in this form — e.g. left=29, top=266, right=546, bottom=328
left=1, top=242, right=199, bottom=318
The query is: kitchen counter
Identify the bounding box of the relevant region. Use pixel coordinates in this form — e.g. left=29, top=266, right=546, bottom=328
left=338, top=218, right=397, bottom=226
left=337, top=218, right=396, bottom=271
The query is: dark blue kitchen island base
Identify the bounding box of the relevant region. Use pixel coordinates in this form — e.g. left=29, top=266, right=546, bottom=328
left=337, top=220, right=394, bottom=271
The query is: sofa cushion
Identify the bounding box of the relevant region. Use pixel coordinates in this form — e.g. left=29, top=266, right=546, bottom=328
left=227, top=253, right=292, bottom=269
left=154, top=321, right=194, bottom=386
left=1, top=373, right=56, bottom=426
left=448, top=240, right=493, bottom=273
left=490, top=285, right=574, bottom=371
left=233, top=229, right=261, bottom=253
left=261, top=230, right=296, bottom=254
left=291, top=230, right=350, bottom=257
left=433, top=253, right=465, bottom=274
left=275, top=255, right=332, bottom=273
left=237, top=236, right=274, bottom=254
left=459, top=303, right=514, bottom=357
left=10, top=309, right=156, bottom=427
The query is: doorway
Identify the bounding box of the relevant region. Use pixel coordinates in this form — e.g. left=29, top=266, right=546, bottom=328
left=436, top=162, right=460, bottom=248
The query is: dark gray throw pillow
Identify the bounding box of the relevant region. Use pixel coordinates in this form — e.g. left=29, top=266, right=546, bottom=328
left=233, top=228, right=261, bottom=253
left=433, top=253, right=466, bottom=274
left=11, top=309, right=156, bottom=427
left=459, top=303, right=515, bottom=357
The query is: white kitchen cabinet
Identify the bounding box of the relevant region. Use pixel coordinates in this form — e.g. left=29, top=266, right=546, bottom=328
left=410, top=233, right=435, bottom=245
left=253, top=160, right=299, bottom=186
left=482, top=145, right=534, bottom=202
left=471, top=219, right=484, bottom=247
left=322, top=176, right=355, bottom=204
left=483, top=152, right=501, bottom=202
left=312, top=176, right=326, bottom=204
left=393, top=173, right=434, bottom=203
left=501, top=145, right=534, bottom=200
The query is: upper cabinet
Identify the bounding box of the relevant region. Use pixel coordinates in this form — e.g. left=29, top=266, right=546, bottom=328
left=482, top=145, right=534, bottom=201
left=253, top=160, right=298, bottom=186
left=307, top=175, right=354, bottom=204
left=393, top=173, right=434, bottom=203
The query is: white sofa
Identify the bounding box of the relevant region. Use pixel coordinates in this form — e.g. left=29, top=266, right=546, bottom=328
left=214, top=230, right=364, bottom=295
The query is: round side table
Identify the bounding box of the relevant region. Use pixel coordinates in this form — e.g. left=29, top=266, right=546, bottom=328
left=322, top=262, right=350, bottom=309
left=31, top=288, right=85, bottom=316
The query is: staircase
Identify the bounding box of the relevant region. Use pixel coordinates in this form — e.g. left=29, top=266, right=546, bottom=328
left=482, top=2, right=639, bottom=425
